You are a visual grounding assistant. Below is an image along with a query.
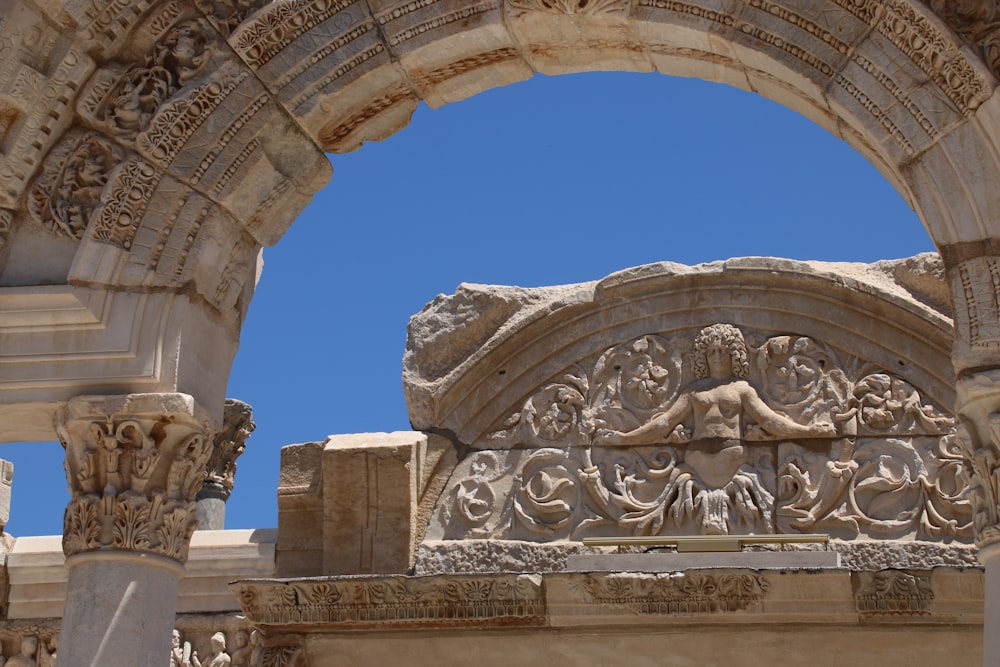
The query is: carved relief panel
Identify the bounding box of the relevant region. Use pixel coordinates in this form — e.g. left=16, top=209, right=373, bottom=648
left=427, top=323, right=970, bottom=542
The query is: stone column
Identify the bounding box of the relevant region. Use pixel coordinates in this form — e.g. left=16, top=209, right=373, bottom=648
left=944, top=246, right=1000, bottom=667
left=56, top=393, right=213, bottom=666
left=195, top=399, right=254, bottom=531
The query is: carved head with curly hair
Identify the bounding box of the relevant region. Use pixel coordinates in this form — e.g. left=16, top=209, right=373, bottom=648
left=692, top=323, right=750, bottom=379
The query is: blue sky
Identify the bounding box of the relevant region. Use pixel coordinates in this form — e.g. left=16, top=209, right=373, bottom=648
left=3, top=71, right=935, bottom=536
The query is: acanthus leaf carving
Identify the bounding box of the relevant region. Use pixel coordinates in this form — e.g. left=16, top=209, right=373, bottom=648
left=57, top=394, right=213, bottom=563
left=926, top=0, right=1000, bottom=78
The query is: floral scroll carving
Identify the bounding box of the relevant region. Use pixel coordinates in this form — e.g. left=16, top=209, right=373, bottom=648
left=56, top=394, right=213, bottom=563
left=568, top=571, right=769, bottom=614
left=232, top=574, right=545, bottom=629
left=27, top=133, right=124, bottom=240
left=77, top=17, right=218, bottom=141
left=430, top=324, right=969, bottom=543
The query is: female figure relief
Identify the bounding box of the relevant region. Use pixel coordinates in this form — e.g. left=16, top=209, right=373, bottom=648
left=592, top=324, right=836, bottom=534
left=596, top=324, right=836, bottom=449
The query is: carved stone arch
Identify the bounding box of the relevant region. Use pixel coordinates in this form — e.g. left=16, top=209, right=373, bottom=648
left=0, top=0, right=1000, bottom=438
left=4, top=0, right=1000, bottom=664
left=1, top=0, right=999, bottom=437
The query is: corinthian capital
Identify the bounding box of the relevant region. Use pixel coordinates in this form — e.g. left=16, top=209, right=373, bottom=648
left=56, top=393, right=213, bottom=563
left=198, top=398, right=254, bottom=503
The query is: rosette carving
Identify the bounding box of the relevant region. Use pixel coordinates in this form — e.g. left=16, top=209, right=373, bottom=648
left=57, top=394, right=213, bottom=563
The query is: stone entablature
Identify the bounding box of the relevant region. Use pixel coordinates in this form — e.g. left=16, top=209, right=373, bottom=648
left=230, top=567, right=984, bottom=665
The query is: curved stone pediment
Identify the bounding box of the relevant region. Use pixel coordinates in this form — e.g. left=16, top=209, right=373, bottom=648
left=405, top=255, right=954, bottom=446
left=408, top=256, right=970, bottom=543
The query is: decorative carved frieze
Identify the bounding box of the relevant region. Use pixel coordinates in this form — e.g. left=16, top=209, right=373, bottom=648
left=0, top=13, right=95, bottom=210
left=566, top=572, right=770, bottom=614
left=56, top=394, right=213, bottom=563
left=855, top=570, right=933, bottom=616
left=507, top=0, right=627, bottom=14
left=199, top=398, right=255, bottom=502
left=429, top=323, right=968, bottom=542
left=89, top=157, right=161, bottom=250
left=926, top=0, right=1000, bottom=78
left=233, top=574, right=546, bottom=629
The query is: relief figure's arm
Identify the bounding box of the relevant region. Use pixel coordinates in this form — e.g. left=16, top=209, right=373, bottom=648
left=595, top=394, right=692, bottom=446
left=743, top=387, right=835, bottom=438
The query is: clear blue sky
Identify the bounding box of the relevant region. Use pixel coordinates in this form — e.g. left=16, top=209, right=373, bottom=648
left=3, top=71, right=935, bottom=536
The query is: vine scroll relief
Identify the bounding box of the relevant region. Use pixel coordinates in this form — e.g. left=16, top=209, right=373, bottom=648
left=428, top=324, right=971, bottom=542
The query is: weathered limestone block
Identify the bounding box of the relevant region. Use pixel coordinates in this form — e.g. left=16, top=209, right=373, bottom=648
left=58, top=150, right=262, bottom=319
left=276, top=440, right=325, bottom=577
left=630, top=1, right=750, bottom=93
left=0, top=288, right=238, bottom=443
left=369, top=0, right=532, bottom=108
left=276, top=431, right=456, bottom=576
left=323, top=432, right=423, bottom=575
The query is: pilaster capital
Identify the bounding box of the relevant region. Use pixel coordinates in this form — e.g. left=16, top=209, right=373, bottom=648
left=56, top=393, right=214, bottom=564
left=198, top=398, right=254, bottom=503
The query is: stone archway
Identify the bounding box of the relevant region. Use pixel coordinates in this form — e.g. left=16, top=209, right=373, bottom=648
left=2, top=0, right=1000, bottom=664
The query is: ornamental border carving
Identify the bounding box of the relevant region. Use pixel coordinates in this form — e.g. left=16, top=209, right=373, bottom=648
left=232, top=574, right=546, bottom=629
